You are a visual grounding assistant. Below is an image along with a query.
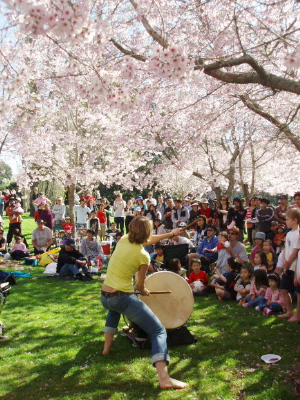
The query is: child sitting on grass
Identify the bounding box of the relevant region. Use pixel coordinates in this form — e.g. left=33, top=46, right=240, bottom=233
left=213, top=257, right=241, bottom=302
left=188, top=258, right=208, bottom=294
left=234, top=264, right=253, bottom=305
left=256, top=273, right=286, bottom=315
left=263, top=239, right=276, bottom=272
left=168, top=258, right=187, bottom=279
left=10, top=236, right=30, bottom=260
left=242, top=269, right=269, bottom=309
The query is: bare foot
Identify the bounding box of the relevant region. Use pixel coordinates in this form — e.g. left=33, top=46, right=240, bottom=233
left=287, top=316, right=300, bottom=322
left=218, top=296, right=223, bottom=303
left=159, top=377, right=188, bottom=390
left=242, top=303, right=248, bottom=308
left=102, top=348, right=112, bottom=355
left=278, top=313, right=293, bottom=319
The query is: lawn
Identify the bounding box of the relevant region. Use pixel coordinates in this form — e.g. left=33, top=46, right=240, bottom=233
left=0, top=216, right=299, bottom=400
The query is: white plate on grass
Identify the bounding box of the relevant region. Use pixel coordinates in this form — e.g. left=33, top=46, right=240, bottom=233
left=261, top=354, right=281, bottom=364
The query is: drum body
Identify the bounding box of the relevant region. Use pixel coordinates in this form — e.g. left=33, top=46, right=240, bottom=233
left=140, top=271, right=194, bottom=329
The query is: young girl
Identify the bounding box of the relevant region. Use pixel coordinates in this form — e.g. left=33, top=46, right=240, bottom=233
left=168, top=258, right=187, bottom=279
left=192, top=216, right=207, bottom=247
left=213, top=257, right=241, bottom=302
left=242, top=269, right=269, bottom=309
left=256, top=273, right=286, bottom=315
left=188, top=259, right=208, bottom=294
left=234, top=265, right=252, bottom=305
left=273, top=224, right=286, bottom=254
left=252, top=251, right=268, bottom=272
left=10, top=236, right=30, bottom=260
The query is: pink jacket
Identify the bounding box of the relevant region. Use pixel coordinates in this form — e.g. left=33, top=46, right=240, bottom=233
left=264, top=288, right=286, bottom=309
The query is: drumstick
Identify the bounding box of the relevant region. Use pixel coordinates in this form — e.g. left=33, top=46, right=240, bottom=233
left=134, top=290, right=172, bottom=294
left=181, top=217, right=204, bottom=231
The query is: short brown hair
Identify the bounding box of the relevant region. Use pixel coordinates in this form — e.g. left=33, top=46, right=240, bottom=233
left=286, top=208, right=300, bottom=224
left=128, top=216, right=152, bottom=244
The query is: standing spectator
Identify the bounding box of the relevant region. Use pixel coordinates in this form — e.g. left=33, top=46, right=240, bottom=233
left=215, top=195, right=230, bottom=231
left=96, top=203, right=107, bottom=241
left=251, top=197, right=261, bottom=242
left=189, top=202, right=201, bottom=226
left=32, top=192, right=51, bottom=208
left=87, top=210, right=100, bottom=236
left=199, top=199, right=213, bottom=223
left=146, top=191, right=157, bottom=206
left=31, top=186, right=39, bottom=214
left=289, top=192, right=300, bottom=209
left=6, top=199, right=23, bottom=245
left=257, top=198, right=274, bottom=236
left=171, top=199, right=189, bottom=228
left=245, top=197, right=256, bottom=245
left=156, top=195, right=165, bottom=219
left=125, top=199, right=135, bottom=232
left=52, top=197, right=66, bottom=227
left=75, top=199, right=91, bottom=228
left=163, top=197, right=174, bottom=230
left=113, top=193, right=126, bottom=233
left=31, top=220, right=53, bottom=255
left=102, top=198, right=112, bottom=229
left=0, top=193, right=4, bottom=217
left=227, top=198, right=246, bottom=241
left=274, top=195, right=288, bottom=225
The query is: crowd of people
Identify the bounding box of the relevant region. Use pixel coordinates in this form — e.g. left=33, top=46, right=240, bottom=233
left=1, top=188, right=300, bottom=389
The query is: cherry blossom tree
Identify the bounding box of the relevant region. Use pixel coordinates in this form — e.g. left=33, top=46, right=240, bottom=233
left=1, top=0, right=300, bottom=198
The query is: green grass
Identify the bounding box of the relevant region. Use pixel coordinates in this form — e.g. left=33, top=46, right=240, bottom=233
left=0, top=217, right=299, bottom=400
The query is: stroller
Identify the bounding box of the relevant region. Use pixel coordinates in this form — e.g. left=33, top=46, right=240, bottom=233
left=0, top=281, right=11, bottom=338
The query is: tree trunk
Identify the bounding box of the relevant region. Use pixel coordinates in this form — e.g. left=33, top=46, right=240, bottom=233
left=67, top=183, right=76, bottom=236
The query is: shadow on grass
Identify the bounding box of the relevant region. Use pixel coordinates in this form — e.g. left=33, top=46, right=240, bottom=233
left=0, top=276, right=298, bottom=400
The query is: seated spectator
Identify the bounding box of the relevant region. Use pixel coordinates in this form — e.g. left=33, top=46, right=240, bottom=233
left=274, top=224, right=286, bottom=255
left=80, top=229, right=105, bottom=265
left=31, top=219, right=53, bottom=255
left=57, top=238, right=93, bottom=281
left=145, top=204, right=161, bottom=222
left=242, top=269, right=269, bottom=309
left=213, top=257, right=241, bottom=302
left=250, top=231, right=266, bottom=266
left=150, top=243, right=165, bottom=271
left=234, top=264, right=252, bottom=305
left=168, top=258, right=187, bottom=279
left=10, top=236, right=30, bottom=260
left=256, top=273, right=286, bottom=315
left=189, top=224, right=219, bottom=273
left=188, top=258, right=208, bottom=294
left=111, top=232, right=123, bottom=253
left=162, top=197, right=174, bottom=230
left=106, top=222, right=121, bottom=241
left=215, top=226, right=248, bottom=274
left=12, top=228, right=28, bottom=248
left=171, top=234, right=194, bottom=248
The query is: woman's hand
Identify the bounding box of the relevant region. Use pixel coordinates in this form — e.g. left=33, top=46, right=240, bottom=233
left=171, top=228, right=184, bottom=237
left=139, top=288, right=150, bottom=296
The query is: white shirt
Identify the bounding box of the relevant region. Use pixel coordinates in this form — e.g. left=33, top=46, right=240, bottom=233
left=113, top=199, right=126, bottom=217
left=75, top=205, right=91, bottom=224
left=285, top=229, right=299, bottom=272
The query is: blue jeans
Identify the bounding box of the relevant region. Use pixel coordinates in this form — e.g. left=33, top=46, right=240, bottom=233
left=59, top=263, right=88, bottom=277
left=101, top=292, right=170, bottom=366
left=257, top=299, right=283, bottom=312
left=247, top=296, right=265, bottom=308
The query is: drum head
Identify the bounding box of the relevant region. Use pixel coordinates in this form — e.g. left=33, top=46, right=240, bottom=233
left=140, top=271, right=194, bottom=329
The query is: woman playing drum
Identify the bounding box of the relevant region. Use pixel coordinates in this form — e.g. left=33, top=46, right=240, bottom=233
left=100, top=216, right=188, bottom=390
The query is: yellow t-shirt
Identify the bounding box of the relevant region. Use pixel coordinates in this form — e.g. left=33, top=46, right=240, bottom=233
left=104, top=235, right=150, bottom=292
